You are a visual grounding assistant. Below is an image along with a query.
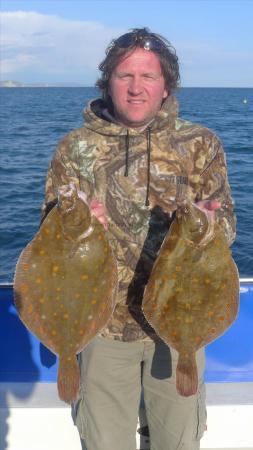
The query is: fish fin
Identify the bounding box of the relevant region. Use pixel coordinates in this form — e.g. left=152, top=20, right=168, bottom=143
left=176, top=353, right=198, bottom=397
left=57, top=355, right=80, bottom=404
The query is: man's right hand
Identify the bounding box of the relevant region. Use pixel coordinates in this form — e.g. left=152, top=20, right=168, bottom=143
left=90, top=199, right=109, bottom=230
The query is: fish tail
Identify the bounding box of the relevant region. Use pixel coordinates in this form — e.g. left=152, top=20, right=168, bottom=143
left=57, top=355, right=80, bottom=404
left=176, top=353, right=198, bottom=397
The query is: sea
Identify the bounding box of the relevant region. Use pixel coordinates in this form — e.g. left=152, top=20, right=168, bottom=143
left=0, top=87, right=252, bottom=282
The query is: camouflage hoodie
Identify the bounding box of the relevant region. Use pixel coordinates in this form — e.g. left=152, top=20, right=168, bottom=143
left=42, top=95, right=236, bottom=342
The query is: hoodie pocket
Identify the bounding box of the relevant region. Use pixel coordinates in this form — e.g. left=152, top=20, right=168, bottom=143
left=71, top=385, right=88, bottom=440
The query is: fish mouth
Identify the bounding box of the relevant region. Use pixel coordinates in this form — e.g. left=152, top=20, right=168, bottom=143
left=189, top=226, right=202, bottom=233
left=58, top=199, right=75, bottom=215
left=58, top=184, right=75, bottom=196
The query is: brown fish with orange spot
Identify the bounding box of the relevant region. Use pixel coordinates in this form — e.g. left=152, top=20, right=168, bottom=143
left=14, top=184, right=118, bottom=403
left=142, top=201, right=239, bottom=397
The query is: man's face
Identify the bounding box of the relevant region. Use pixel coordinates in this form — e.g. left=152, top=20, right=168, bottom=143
left=109, top=47, right=168, bottom=128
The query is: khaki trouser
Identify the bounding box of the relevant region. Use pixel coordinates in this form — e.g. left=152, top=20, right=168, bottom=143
left=72, top=336, right=206, bottom=450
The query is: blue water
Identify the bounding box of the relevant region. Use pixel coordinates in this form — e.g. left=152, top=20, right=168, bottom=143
left=0, top=87, right=252, bottom=282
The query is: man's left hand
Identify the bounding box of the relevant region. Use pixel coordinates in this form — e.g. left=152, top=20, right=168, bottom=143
left=196, top=200, right=221, bottom=220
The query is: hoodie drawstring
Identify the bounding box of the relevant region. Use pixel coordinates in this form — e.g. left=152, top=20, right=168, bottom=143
left=124, top=130, right=129, bottom=177
left=124, top=127, right=151, bottom=207
left=145, top=127, right=151, bottom=207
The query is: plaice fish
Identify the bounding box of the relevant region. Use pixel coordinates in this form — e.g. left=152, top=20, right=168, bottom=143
left=142, top=201, right=239, bottom=397
left=14, top=184, right=118, bottom=403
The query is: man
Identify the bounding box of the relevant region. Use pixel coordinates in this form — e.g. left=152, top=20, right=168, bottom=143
left=42, top=28, right=236, bottom=450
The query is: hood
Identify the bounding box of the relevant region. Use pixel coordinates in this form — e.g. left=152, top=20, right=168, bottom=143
left=83, top=95, right=179, bottom=207
left=83, top=95, right=179, bottom=136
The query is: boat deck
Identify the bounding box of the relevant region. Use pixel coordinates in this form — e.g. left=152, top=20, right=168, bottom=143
left=1, top=280, right=253, bottom=450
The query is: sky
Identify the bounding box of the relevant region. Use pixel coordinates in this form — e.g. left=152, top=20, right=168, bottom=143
left=1, top=0, right=253, bottom=87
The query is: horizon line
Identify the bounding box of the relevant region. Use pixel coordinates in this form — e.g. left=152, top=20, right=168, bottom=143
left=1, top=84, right=252, bottom=89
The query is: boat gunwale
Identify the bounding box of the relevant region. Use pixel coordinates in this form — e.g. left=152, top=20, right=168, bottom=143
left=0, top=278, right=253, bottom=289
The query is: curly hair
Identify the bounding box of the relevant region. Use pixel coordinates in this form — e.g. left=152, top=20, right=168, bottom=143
left=96, top=27, right=180, bottom=101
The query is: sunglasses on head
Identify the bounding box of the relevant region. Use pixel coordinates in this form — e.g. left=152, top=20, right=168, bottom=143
left=113, top=32, right=167, bottom=53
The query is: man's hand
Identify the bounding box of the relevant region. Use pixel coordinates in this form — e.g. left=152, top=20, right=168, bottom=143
left=90, top=199, right=109, bottom=230
left=196, top=199, right=221, bottom=220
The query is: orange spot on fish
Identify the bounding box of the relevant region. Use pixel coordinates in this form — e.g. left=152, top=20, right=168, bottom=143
left=51, top=330, right=57, bottom=336
left=22, top=263, right=29, bottom=271
left=91, top=299, right=97, bottom=304
left=208, top=311, right=214, bottom=317
left=175, top=266, right=181, bottom=272
left=56, top=287, right=61, bottom=292
left=98, top=235, right=103, bottom=240
left=93, top=287, right=98, bottom=293
left=172, top=330, right=177, bottom=337
left=81, top=274, right=88, bottom=280
left=218, top=316, right=225, bottom=321
left=205, top=278, right=211, bottom=284
left=44, top=228, right=50, bottom=235
left=35, top=277, right=42, bottom=284
left=185, top=303, right=191, bottom=310
left=56, top=234, right=61, bottom=239
left=75, top=293, right=81, bottom=299
left=63, top=313, right=69, bottom=319
left=52, top=265, right=59, bottom=273
left=101, top=302, right=106, bottom=311
left=79, top=329, right=84, bottom=335
left=39, top=249, right=45, bottom=256
left=28, top=304, right=33, bottom=313
left=39, top=298, right=45, bottom=304
left=20, top=283, right=28, bottom=293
